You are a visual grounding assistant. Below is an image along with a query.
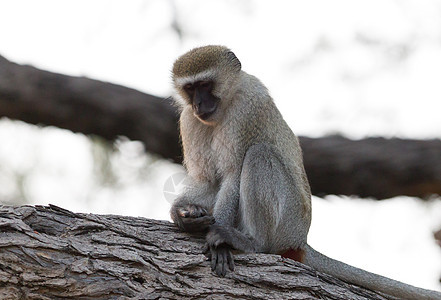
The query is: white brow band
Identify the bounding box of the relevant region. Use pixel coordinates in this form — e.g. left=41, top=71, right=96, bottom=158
left=174, top=69, right=216, bottom=86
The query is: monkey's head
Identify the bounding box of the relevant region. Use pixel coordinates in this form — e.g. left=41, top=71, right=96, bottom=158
left=172, top=45, right=242, bottom=125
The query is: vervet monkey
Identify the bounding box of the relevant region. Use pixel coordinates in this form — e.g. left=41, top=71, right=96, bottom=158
left=170, top=45, right=441, bottom=300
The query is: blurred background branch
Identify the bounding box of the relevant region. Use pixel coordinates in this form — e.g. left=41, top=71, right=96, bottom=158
left=1, top=54, right=440, bottom=200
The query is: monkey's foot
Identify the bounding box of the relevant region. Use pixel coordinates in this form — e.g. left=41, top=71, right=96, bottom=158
left=171, top=204, right=215, bottom=232
left=177, top=204, right=208, bottom=218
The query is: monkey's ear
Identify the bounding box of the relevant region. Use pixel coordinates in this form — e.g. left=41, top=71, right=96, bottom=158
left=226, top=51, right=241, bottom=72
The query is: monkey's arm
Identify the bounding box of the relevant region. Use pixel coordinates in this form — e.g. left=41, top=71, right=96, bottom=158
left=207, top=224, right=257, bottom=252
left=170, top=182, right=217, bottom=232
left=212, top=175, right=240, bottom=226
left=207, top=175, right=260, bottom=276
left=206, top=224, right=261, bottom=276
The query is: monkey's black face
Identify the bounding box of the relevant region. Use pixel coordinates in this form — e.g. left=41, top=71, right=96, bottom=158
left=183, top=80, right=220, bottom=121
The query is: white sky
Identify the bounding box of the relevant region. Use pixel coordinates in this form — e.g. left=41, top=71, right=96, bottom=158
left=0, top=0, right=440, bottom=292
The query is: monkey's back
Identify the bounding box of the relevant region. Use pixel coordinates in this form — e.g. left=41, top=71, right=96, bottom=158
left=224, top=71, right=312, bottom=212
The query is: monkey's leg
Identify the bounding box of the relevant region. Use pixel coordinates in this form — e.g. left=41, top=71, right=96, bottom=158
left=207, top=144, right=309, bottom=275
left=170, top=182, right=217, bottom=232
left=238, top=143, right=309, bottom=254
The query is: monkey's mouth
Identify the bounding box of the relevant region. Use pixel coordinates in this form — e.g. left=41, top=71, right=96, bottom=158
left=193, top=98, right=219, bottom=122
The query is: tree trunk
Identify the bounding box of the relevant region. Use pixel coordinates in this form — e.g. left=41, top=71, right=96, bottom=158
left=0, top=204, right=391, bottom=299
left=0, top=54, right=440, bottom=200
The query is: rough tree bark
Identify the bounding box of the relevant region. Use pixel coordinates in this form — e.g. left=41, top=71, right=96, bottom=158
left=0, top=54, right=440, bottom=199
left=0, top=204, right=393, bottom=300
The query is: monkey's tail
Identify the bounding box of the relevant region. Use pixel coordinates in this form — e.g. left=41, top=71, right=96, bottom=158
left=303, top=244, right=441, bottom=300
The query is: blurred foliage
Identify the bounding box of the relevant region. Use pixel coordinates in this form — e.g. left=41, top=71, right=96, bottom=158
left=90, top=135, right=159, bottom=189
left=0, top=118, right=157, bottom=207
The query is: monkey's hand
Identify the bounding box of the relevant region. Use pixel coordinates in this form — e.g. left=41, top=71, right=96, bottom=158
left=170, top=204, right=215, bottom=233
left=205, top=225, right=235, bottom=277
left=208, top=244, right=234, bottom=277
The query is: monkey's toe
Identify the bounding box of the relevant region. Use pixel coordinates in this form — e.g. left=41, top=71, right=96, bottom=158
left=178, top=204, right=208, bottom=218
left=182, top=215, right=215, bottom=232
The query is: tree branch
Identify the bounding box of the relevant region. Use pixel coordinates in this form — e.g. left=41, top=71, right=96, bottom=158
left=301, top=136, right=441, bottom=199
left=0, top=54, right=440, bottom=199
left=0, top=204, right=391, bottom=299
left=0, top=55, right=180, bottom=163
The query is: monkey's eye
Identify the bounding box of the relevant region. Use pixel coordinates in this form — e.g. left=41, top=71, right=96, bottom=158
left=199, top=81, right=212, bottom=90
left=184, top=83, right=195, bottom=93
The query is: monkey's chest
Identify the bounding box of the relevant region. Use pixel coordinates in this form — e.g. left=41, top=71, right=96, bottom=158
left=185, top=135, right=241, bottom=182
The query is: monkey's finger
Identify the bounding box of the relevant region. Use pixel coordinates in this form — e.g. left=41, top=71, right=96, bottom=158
left=182, top=204, right=209, bottom=218
left=190, top=205, right=208, bottom=217
left=216, top=249, right=226, bottom=277
left=177, top=207, right=190, bottom=218
left=227, top=249, right=235, bottom=271
left=182, top=215, right=215, bottom=225
left=202, top=243, right=210, bottom=255
left=182, top=216, right=215, bottom=232
left=223, top=249, right=230, bottom=276
left=210, top=247, right=217, bottom=272
left=171, top=217, right=186, bottom=231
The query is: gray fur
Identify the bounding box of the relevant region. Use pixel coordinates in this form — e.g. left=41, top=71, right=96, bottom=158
left=170, top=45, right=441, bottom=300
